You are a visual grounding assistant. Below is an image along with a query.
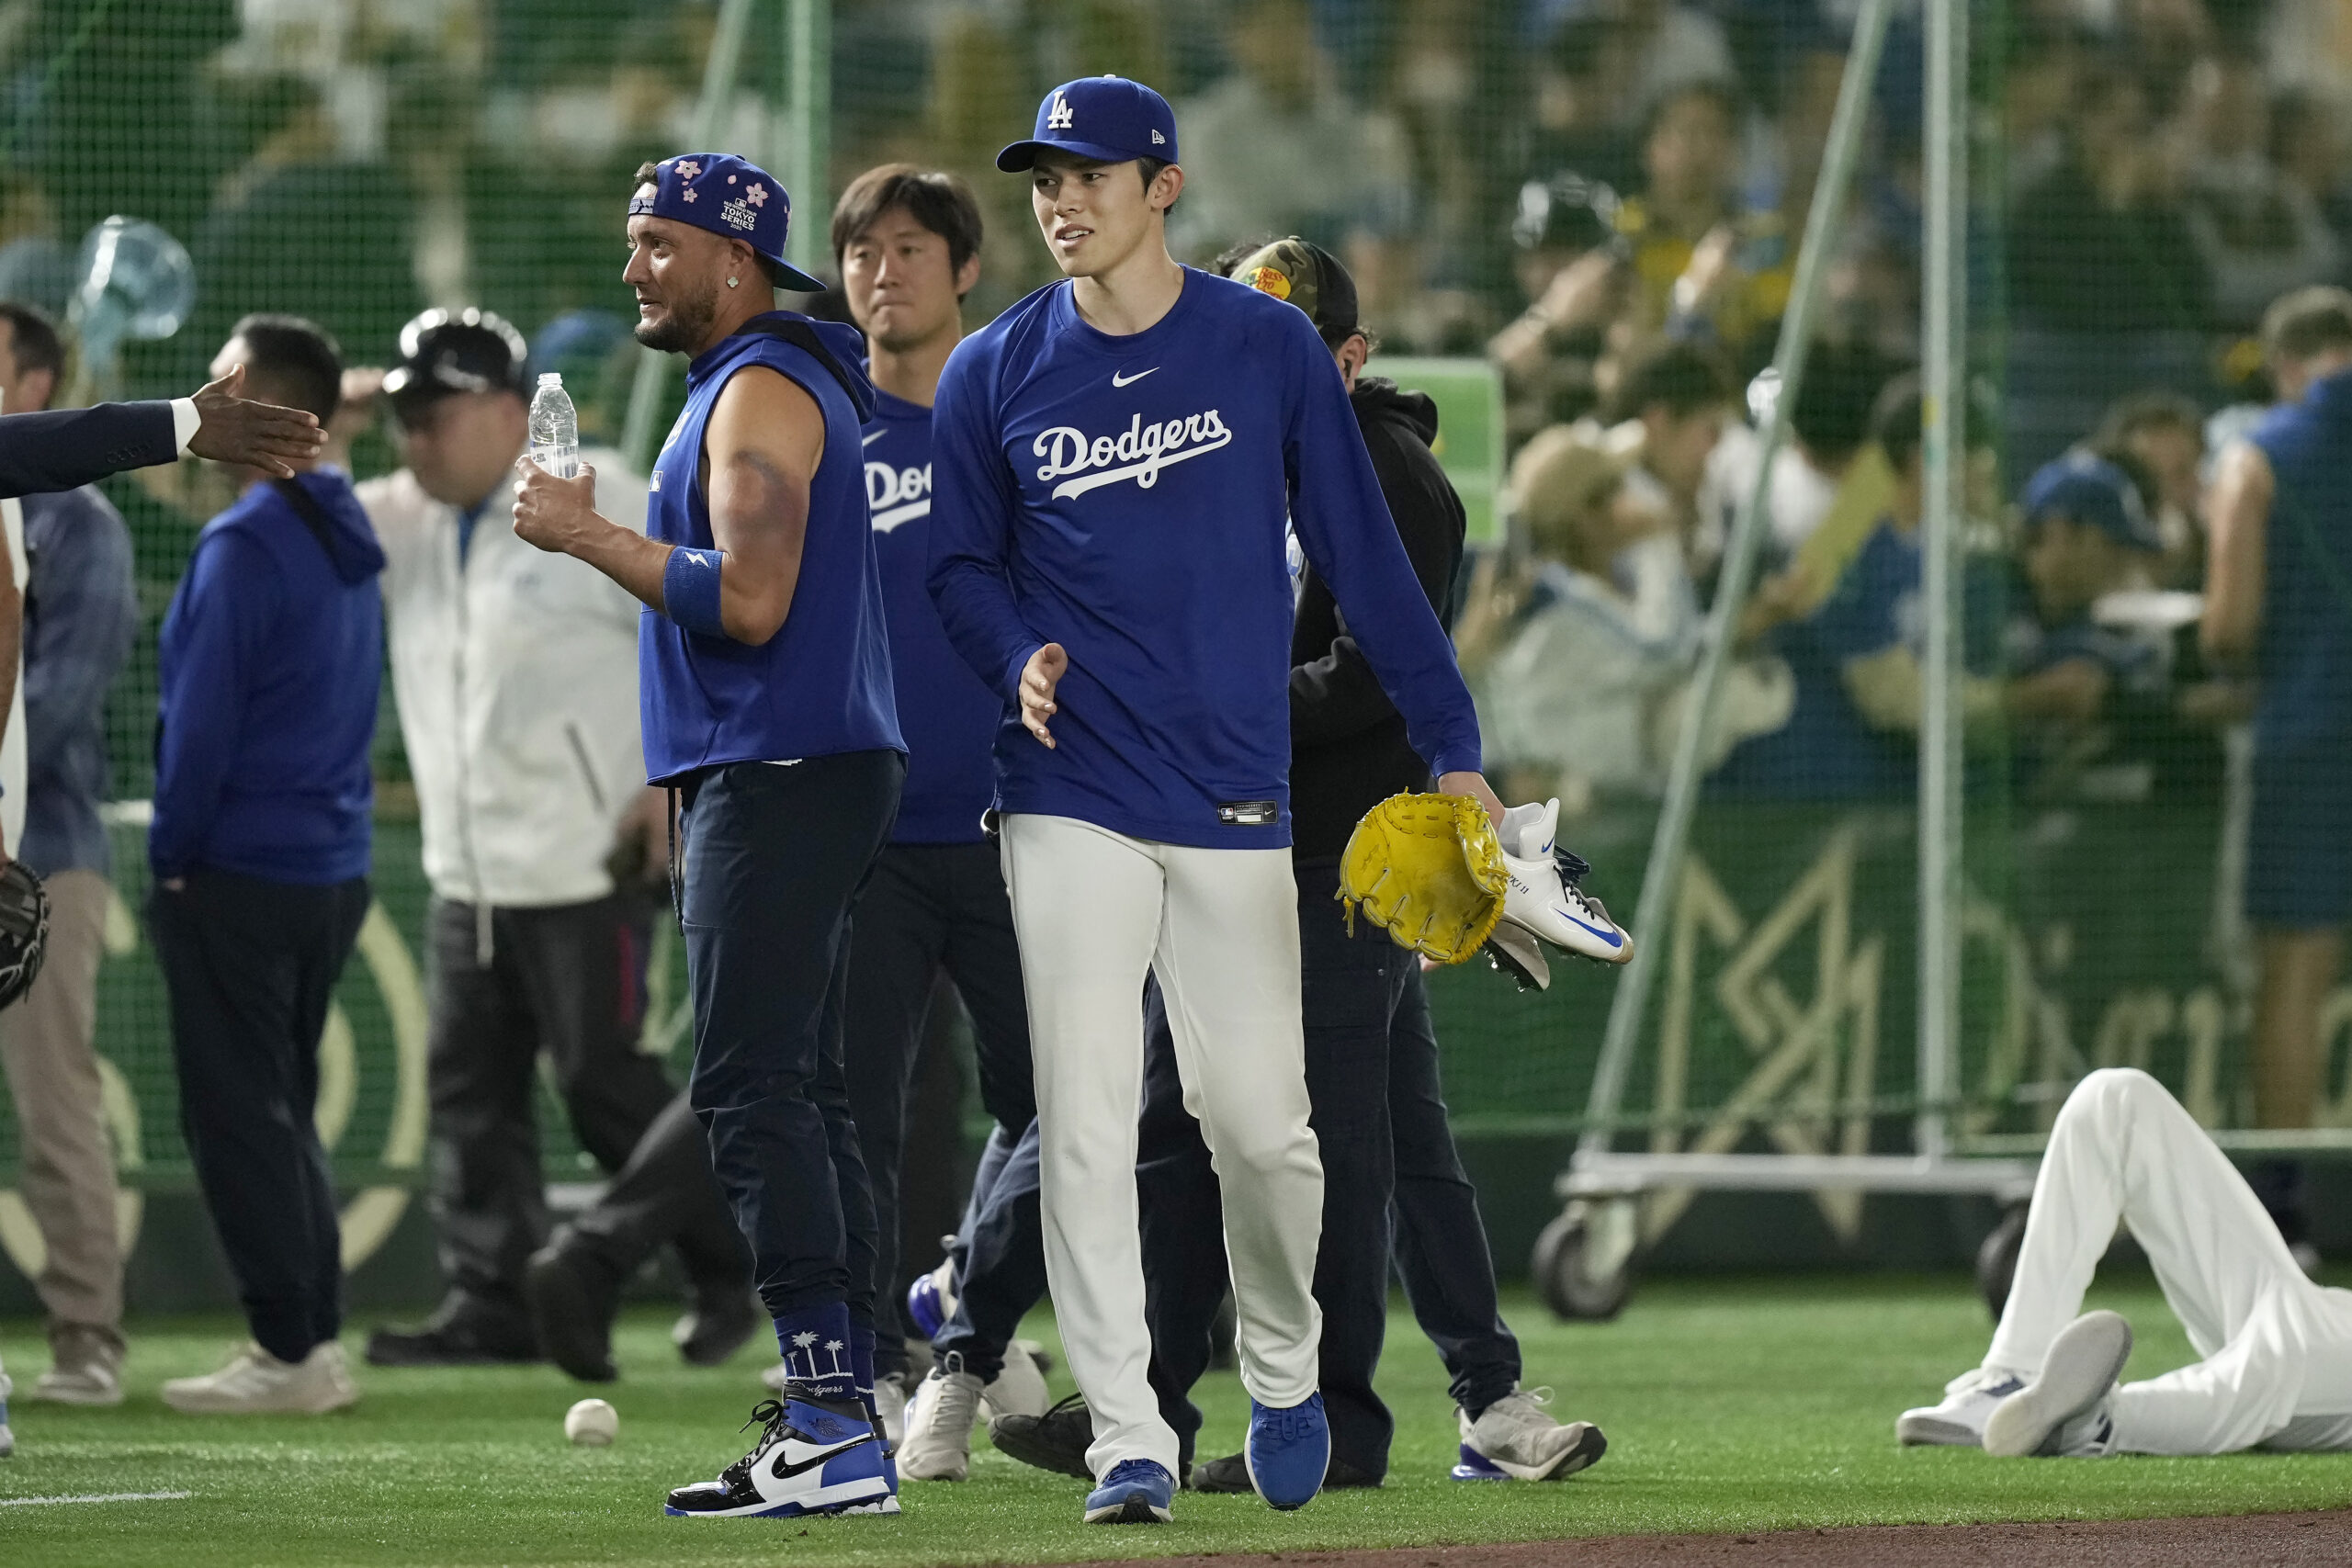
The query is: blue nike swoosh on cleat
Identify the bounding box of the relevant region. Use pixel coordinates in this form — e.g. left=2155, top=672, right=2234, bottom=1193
left=1554, top=908, right=1623, bottom=947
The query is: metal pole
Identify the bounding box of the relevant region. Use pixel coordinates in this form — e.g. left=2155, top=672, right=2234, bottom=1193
left=620, top=0, right=760, bottom=472
left=1578, top=0, right=1897, bottom=1161
left=1917, top=0, right=1969, bottom=1160
left=784, top=0, right=831, bottom=283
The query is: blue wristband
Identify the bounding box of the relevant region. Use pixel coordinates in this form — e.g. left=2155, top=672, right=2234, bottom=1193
left=662, top=546, right=727, bottom=637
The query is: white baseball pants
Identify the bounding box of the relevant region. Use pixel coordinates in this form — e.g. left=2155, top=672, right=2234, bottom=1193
left=999, top=813, right=1324, bottom=1479
left=1985, top=1067, right=2352, bottom=1454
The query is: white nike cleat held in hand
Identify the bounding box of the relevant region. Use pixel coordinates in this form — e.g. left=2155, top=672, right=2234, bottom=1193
left=1497, top=799, right=1632, bottom=965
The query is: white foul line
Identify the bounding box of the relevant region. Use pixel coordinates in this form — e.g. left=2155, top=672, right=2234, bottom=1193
left=0, top=1490, right=193, bottom=1506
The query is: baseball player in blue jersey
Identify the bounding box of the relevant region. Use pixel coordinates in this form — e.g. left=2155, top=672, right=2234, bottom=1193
left=513, top=152, right=904, bottom=1520
left=820, top=163, right=1054, bottom=1454
left=927, top=75, right=1505, bottom=1525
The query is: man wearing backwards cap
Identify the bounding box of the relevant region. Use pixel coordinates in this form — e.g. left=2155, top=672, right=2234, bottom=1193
left=927, top=76, right=1498, bottom=1524
left=337, top=310, right=752, bottom=1375
left=513, top=152, right=905, bottom=1520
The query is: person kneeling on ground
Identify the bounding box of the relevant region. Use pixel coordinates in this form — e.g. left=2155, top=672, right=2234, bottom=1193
left=1899, top=1067, right=2352, bottom=1457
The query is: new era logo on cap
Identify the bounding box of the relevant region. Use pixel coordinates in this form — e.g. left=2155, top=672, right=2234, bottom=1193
left=998, top=74, right=1178, bottom=172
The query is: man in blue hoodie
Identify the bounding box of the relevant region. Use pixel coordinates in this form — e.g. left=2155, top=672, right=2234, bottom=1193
left=513, top=153, right=904, bottom=1519
left=148, top=313, right=384, bottom=1417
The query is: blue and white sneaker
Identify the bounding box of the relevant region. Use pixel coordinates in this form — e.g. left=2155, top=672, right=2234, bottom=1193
left=1, top=1362, right=15, bottom=1458
left=1245, top=1393, right=1329, bottom=1511
left=1896, top=1364, right=2027, bottom=1447
left=1084, top=1458, right=1175, bottom=1524
left=1450, top=1443, right=1508, bottom=1481
left=905, top=1258, right=957, bottom=1341
left=1498, top=800, right=1631, bottom=966
left=664, top=1392, right=897, bottom=1517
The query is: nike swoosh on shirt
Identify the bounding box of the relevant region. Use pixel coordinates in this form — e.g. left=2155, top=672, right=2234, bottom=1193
left=1111, top=367, right=1159, bottom=388
left=862, top=430, right=888, bottom=446
left=770, top=1435, right=872, bottom=1482
left=1555, top=908, right=1623, bottom=948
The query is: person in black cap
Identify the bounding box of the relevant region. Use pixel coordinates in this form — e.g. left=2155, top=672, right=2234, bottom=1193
left=334, top=309, right=753, bottom=1370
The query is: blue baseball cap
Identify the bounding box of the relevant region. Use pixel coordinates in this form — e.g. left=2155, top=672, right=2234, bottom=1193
left=2020, top=452, right=2164, bottom=553
left=628, top=152, right=826, bottom=291
left=997, top=75, right=1178, bottom=172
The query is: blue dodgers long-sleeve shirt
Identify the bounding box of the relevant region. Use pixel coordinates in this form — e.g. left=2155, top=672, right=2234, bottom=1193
left=151, top=468, right=385, bottom=885
left=865, top=386, right=1001, bottom=843
left=927, top=268, right=1481, bottom=849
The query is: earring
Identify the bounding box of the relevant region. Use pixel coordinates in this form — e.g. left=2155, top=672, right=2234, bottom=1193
left=727, top=276, right=739, bottom=288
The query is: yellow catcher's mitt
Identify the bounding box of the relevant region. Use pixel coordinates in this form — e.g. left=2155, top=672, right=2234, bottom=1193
left=1337, top=791, right=1508, bottom=964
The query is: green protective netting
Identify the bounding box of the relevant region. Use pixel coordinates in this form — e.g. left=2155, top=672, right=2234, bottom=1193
left=0, top=0, right=2333, bottom=1193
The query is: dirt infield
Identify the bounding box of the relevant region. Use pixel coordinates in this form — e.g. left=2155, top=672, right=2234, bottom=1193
left=1097, top=1509, right=2352, bottom=1567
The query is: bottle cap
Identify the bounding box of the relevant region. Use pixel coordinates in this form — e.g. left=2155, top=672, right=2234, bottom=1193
left=538, top=371, right=563, bottom=387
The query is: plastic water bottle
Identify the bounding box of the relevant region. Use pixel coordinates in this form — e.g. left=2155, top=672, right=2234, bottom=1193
left=528, top=372, right=579, bottom=479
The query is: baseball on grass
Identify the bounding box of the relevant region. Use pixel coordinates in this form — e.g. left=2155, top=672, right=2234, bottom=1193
left=564, top=1397, right=619, bottom=1447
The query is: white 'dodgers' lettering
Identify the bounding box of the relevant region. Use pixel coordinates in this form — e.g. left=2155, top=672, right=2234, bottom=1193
left=1033, top=410, right=1232, bottom=500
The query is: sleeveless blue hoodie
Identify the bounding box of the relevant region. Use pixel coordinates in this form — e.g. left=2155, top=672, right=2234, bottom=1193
left=639, top=312, right=904, bottom=782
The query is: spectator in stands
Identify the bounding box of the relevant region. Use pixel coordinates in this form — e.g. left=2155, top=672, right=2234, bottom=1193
left=2270, top=85, right=2352, bottom=254
left=1172, top=0, right=1417, bottom=313
left=2009, top=56, right=2211, bottom=334
left=2000, top=20, right=2091, bottom=191
left=1617, top=79, right=1788, bottom=366
left=2183, top=51, right=2341, bottom=332
left=1583, top=0, right=1737, bottom=135
left=0, top=303, right=139, bottom=1407
left=2095, top=390, right=2209, bottom=589
left=1712, top=376, right=1929, bottom=798
left=331, top=310, right=749, bottom=1371
left=2204, top=287, right=2352, bottom=1143
left=1519, top=17, right=1639, bottom=197
left=1611, top=338, right=1736, bottom=588
left=2005, top=453, right=2174, bottom=786
left=1460, top=424, right=1700, bottom=804
left=1489, top=174, right=1628, bottom=443
left=149, top=315, right=383, bottom=1416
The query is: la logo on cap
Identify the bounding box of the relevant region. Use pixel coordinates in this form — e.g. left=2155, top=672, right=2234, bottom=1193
left=1046, top=91, right=1073, bottom=130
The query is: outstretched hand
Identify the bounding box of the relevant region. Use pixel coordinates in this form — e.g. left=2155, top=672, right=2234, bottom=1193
left=185, top=364, right=327, bottom=477
left=1020, top=643, right=1069, bottom=749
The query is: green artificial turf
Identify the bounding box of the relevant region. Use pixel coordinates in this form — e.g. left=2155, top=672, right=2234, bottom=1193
left=6, top=1274, right=2350, bottom=1566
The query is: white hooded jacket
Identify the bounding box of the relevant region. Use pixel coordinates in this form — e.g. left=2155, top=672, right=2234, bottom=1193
left=358, top=447, right=646, bottom=909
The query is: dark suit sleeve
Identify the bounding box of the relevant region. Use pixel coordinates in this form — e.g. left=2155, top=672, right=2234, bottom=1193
left=1288, top=414, right=1467, bottom=750
left=0, top=402, right=178, bottom=500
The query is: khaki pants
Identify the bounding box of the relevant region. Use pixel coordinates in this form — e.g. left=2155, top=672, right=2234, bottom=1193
left=0, top=868, right=121, bottom=1343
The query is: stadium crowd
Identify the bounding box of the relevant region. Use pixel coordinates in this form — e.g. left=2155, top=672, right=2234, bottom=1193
left=0, top=0, right=2345, bottom=1498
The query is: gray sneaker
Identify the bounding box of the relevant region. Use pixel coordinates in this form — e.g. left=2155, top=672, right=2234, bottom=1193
left=1459, top=1387, right=1607, bottom=1480
left=33, top=1325, right=124, bottom=1407
left=163, top=1341, right=357, bottom=1416
left=1983, top=1311, right=2130, bottom=1458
